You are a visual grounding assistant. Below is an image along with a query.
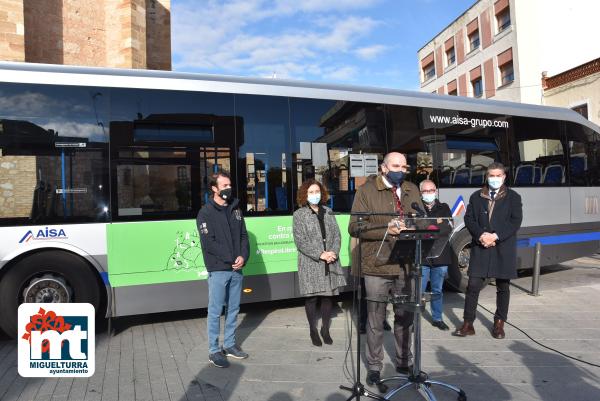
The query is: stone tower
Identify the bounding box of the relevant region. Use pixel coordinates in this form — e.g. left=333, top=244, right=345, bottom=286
left=0, top=0, right=171, bottom=70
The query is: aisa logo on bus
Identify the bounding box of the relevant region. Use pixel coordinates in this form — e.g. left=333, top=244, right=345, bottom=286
left=18, top=303, right=95, bottom=377
left=19, top=227, right=68, bottom=243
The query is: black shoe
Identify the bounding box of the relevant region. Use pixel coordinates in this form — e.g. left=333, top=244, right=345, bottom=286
left=310, top=328, right=322, bottom=346
left=432, top=320, right=450, bottom=331
left=223, top=345, right=249, bottom=359
left=383, top=319, right=392, bottom=331
left=320, top=327, right=333, bottom=345
left=395, top=365, right=413, bottom=375
left=209, top=352, right=230, bottom=368
left=366, top=370, right=388, bottom=393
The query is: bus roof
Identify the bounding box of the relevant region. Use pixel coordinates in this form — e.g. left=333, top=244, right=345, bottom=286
left=1, top=61, right=598, bottom=133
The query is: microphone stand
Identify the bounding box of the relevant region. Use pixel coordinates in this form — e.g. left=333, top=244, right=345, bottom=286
left=377, top=217, right=467, bottom=401
left=339, top=212, right=387, bottom=401
left=338, top=212, right=466, bottom=401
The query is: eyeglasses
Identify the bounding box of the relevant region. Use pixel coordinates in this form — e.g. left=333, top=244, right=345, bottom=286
left=421, top=189, right=436, bottom=194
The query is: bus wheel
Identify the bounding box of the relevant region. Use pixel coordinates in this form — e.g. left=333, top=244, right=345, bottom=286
left=0, top=250, right=101, bottom=338
left=448, top=230, right=472, bottom=292
left=448, top=231, right=491, bottom=293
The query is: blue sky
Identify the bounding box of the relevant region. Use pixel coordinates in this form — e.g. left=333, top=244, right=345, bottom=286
left=171, top=0, right=475, bottom=90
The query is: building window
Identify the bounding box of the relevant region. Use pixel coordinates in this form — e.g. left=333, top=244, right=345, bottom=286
left=472, top=78, right=483, bottom=97
left=423, top=62, right=435, bottom=81
left=448, top=89, right=458, bottom=96
left=496, top=7, right=511, bottom=33
left=572, top=104, right=589, bottom=119
left=468, top=30, right=480, bottom=52
left=499, top=61, right=514, bottom=85
left=446, top=47, right=456, bottom=66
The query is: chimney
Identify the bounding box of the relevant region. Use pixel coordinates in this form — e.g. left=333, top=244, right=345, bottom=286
left=541, top=71, right=548, bottom=90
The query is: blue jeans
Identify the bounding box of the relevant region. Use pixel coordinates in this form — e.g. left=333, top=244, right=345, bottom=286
left=421, top=265, right=448, bottom=322
left=207, top=270, right=243, bottom=354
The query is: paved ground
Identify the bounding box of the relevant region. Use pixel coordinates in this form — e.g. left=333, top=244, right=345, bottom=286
left=1, top=257, right=600, bottom=401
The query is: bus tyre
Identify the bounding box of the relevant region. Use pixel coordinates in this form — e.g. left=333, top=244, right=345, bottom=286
left=448, top=230, right=473, bottom=293
left=448, top=230, right=490, bottom=293
left=0, top=251, right=101, bottom=338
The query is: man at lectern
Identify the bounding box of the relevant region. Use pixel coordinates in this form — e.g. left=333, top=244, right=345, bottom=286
left=348, top=152, right=425, bottom=390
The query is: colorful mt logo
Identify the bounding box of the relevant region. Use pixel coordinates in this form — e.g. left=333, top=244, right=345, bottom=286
left=19, top=228, right=68, bottom=243
left=18, top=303, right=95, bottom=377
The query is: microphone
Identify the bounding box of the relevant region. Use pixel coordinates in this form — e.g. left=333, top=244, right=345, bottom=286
left=411, top=202, right=425, bottom=217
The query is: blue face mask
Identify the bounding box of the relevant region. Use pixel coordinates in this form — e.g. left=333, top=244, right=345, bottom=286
left=422, top=193, right=436, bottom=204
left=386, top=170, right=405, bottom=186
left=487, top=176, right=504, bottom=190
left=307, top=193, right=321, bottom=205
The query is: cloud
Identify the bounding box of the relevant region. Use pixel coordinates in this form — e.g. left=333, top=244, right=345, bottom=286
left=171, top=0, right=387, bottom=82
left=322, top=66, right=359, bottom=81
left=355, top=44, right=387, bottom=60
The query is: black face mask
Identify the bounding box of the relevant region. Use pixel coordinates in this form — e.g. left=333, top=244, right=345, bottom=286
left=386, top=170, right=405, bottom=186
left=219, top=188, right=233, bottom=201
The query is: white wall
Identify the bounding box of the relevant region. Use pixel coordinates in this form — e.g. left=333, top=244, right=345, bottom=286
left=512, top=0, right=542, bottom=104
left=540, top=0, right=600, bottom=76
left=513, top=0, right=600, bottom=104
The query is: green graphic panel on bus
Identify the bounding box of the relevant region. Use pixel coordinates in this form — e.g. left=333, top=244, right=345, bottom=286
left=107, top=215, right=351, bottom=287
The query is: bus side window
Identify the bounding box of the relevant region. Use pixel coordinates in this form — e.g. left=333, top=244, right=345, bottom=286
left=512, top=118, right=566, bottom=187
left=419, top=108, right=509, bottom=188
left=565, top=122, right=596, bottom=186
left=290, top=99, right=387, bottom=212
left=0, top=83, right=110, bottom=225
left=384, top=105, right=435, bottom=189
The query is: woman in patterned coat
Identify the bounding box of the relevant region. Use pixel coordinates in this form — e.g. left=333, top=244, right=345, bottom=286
left=293, top=179, right=347, bottom=346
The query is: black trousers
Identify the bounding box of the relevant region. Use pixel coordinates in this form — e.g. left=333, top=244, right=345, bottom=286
left=464, top=276, right=511, bottom=322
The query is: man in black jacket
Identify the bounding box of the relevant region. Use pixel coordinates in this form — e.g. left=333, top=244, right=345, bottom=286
left=453, top=162, right=523, bottom=339
left=420, top=180, right=453, bottom=331
left=197, top=171, right=250, bottom=368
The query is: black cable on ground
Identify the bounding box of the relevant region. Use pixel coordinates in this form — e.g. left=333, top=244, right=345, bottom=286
left=448, top=279, right=600, bottom=369
left=340, top=268, right=600, bottom=394
left=476, top=297, right=600, bottom=369
left=341, top=274, right=359, bottom=386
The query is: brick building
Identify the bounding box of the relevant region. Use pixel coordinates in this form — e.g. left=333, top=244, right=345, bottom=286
left=417, top=0, right=600, bottom=104
left=0, top=0, right=171, bottom=70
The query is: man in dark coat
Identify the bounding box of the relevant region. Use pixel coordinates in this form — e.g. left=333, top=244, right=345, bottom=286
left=197, top=171, right=250, bottom=368
left=348, top=152, right=425, bottom=391
left=453, top=162, right=522, bottom=339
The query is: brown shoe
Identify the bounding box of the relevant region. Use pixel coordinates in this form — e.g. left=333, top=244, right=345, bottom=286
left=492, top=318, right=505, bottom=339
left=452, top=321, right=475, bottom=337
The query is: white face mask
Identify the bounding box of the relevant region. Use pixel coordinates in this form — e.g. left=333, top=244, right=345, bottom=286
left=307, top=193, right=321, bottom=205
left=487, top=176, right=504, bottom=190
left=422, top=193, right=436, bottom=204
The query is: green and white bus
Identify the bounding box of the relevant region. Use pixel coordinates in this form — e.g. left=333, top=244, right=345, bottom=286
left=1, top=61, right=600, bottom=337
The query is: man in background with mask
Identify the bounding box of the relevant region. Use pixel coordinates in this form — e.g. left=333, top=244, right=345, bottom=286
left=453, top=162, right=522, bottom=339
left=349, top=152, right=425, bottom=392
left=197, top=171, right=250, bottom=368
left=419, top=180, right=453, bottom=331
